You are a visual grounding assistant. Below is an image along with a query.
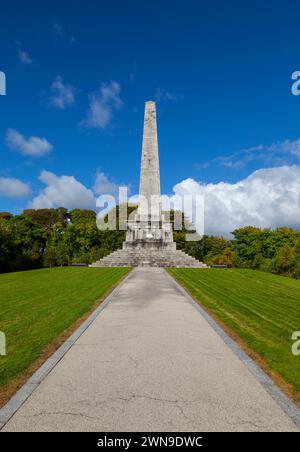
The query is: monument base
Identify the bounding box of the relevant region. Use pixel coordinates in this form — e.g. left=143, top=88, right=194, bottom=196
left=91, top=213, right=206, bottom=268
left=90, top=247, right=207, bottom=267
left=125, top=214, right=174, bottom=245
left=90, top=233, right=206, bottom=268
left=123, top=240, right=176, bottom=251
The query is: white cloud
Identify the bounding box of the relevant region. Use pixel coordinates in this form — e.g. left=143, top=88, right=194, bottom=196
left=6, top=129, right=53, bottom=157
left=93, top=171, right=119, bottom=196
left=275, top=138, right=300, bottom=157
left=29, top=171, right=95, bottom=210
left=0, top=177, right=30, bottom=198
left=18, top=49, right=33, bottom=65
left=48, top=76, right=76, bottom=110
left=173, top=165, right=300, bottom=237
left=82, top=81, right=123, bottom=129
left=198, top=138, right=300, bottom=170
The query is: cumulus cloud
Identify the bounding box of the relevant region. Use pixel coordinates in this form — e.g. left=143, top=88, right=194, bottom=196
left=93, top=171, right=119, bottom=196
left=0, top=177, right=30, bottom=198
left=82, top=81, right=123, bottom=129
left=28, top=170, right=127, bottom=211
left=173, top=165, right=300, bottom=237
left=48, top=76, right=76, bottom=110
left=29, top=171, right=96, bottom=210
left=6, top=129, right=53, bottom=157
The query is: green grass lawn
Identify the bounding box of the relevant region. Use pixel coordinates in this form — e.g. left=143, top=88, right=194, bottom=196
left=168, top=268, right=300, bottom=401
left=0, top=267, right=130, bottom=393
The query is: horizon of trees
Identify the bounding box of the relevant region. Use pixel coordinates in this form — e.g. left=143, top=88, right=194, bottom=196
left=1, top=207, right=300, bottom=279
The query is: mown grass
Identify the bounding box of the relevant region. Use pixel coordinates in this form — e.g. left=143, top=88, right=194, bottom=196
left=0, top=267, right=130, bottom=393
left=168, top=268, right=300, bottom=402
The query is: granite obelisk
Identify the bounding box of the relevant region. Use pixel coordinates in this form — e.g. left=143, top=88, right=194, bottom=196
left=125, top=100, right=174, bottom=247
left=138, top=101, right=161, bottom=218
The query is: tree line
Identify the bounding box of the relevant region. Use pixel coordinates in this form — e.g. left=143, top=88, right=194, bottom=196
left=0, top=207, right=300, bottom=279
left=177, top=226, right=300, bottom=279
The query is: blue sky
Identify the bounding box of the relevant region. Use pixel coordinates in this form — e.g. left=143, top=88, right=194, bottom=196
left=1, top=0, right=300, bottom=234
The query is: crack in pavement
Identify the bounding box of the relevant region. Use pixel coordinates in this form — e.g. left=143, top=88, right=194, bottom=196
left=27, top=411, right=98, bottom=421
left=77, top=393, right=198, bottom=426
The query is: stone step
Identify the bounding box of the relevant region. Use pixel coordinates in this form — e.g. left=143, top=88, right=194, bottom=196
left=90, top=247, right=207, bottom=268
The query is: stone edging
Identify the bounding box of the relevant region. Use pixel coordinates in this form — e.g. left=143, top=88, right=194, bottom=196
left=0, top=269, right=134, bottom=431
left=164, top=269, right=300, bottom=430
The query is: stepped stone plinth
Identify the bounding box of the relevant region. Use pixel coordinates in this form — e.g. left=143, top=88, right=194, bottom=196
left=91, top=101, right=206, bottom=268
left=125, top=213, right=175, bottom=250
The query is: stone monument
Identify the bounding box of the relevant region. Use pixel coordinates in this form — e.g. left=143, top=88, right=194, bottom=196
left=91, top=101, right=206, bottom=267
left=125, top=101, right=175, bottom=251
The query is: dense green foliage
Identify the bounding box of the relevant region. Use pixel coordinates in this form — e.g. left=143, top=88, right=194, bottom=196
left=177, top=226, right=300, bottom=279
left=1, top=207, right=300, bottom=278
left=168, top=268, right=300, bottom=400
left=0, top=207, right=131, bottom=273
left=0, top=267, right=130, bottom=390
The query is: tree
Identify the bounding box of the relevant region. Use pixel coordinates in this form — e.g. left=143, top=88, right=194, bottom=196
left=184, top=235, right=231, bottom=264
left=0, top=219, right=16, bottom=272
left=275, top=244, right=294, bottom=275
left=44, top=246, right=57, bottom=268
left=69, top=209, right=96, bottom=224
left=231, top=226, right=263, bottom=263
left=0, top=212, right=13, bottom=221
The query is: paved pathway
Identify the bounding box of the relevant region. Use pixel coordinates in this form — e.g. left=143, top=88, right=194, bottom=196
left=2, top=268, right=299, bottom=431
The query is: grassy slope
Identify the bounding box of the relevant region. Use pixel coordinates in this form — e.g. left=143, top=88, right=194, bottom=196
left=0, top=267, right=130, bottom=391
left=168, top=268, right=300, bottom=400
